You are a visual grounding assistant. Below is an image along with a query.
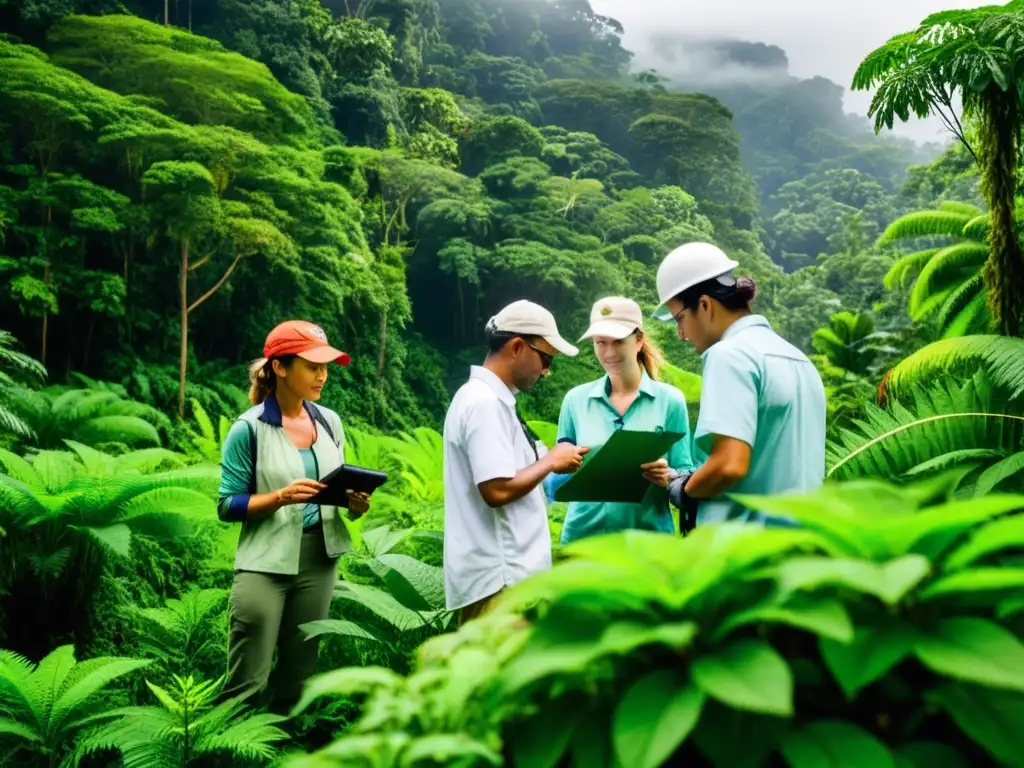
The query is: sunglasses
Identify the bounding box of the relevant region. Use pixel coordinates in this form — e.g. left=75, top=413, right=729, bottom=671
left=524, top=341, right=554, bottom=369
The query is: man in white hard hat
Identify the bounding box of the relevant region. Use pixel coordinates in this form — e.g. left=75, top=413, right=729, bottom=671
left=442, top=300, right=590, bottom=625
left=647, top=242, right=827, bottom=528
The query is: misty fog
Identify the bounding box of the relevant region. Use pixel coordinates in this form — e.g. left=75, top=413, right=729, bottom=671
left=590, top=0, right=994, bottom=144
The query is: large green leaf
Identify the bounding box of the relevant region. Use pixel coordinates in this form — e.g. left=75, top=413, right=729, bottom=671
left=290, top=666, right=402, bottom=716
left=333, top=581, right=429, bottom=633
left=820, top=621, right=918, bottom=699
left=918, top=568, right=1024, bottom=600
left=691, top=640, right=792, bottom=717
left=299, top=619, right=384, bottom=644
left=927, top=683, right=1024, bottom=767
left=943, top=514, right=1024, bottom=569
left=914, top=617, right=1024, bottom=691
left=777, top=555, right=929, bottom=605
left=780, top=720, right=894, bottom=768
left=712, top=594, right=853, bottom=644
left=372, top=553, right=445, bottom=612
left=612, top=671, right=704, bottom=768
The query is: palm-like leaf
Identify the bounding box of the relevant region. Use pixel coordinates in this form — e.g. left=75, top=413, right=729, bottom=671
left=0, top=331, right=46, bottom=384
left=876, top=201, right=995, bottom=336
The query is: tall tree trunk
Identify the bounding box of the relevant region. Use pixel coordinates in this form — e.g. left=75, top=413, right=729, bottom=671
left=179, top=238, right=189, bottom=419
left=980, top=92, right=1024, bottom=337
left=164, top=0, right=169, bottom=25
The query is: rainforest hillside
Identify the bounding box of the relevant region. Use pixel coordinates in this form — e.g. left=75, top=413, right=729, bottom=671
left=0, top=0, right=975, bottom=429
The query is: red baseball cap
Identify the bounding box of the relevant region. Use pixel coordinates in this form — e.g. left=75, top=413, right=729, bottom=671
left=263, top=320, right=351, bottom=366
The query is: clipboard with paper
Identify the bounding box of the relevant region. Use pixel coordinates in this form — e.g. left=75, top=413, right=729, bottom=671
left=553, top=428, right=686, bottom=503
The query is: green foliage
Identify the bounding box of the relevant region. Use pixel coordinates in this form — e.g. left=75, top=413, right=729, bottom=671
left=0, top=443, right=219, bottom=655
left=0, top=332, right=46, bottom=443
left=75, top=673, right=289, bottom=767
left=291, top=477, right=1024, bottom=766
left=132, top=588, right=228, bottom=678
left=0, top=644, right=151, bottom=767
left=878, top=201, right=1001, bottom=338
left=852, top=1, right=1024, bottom=335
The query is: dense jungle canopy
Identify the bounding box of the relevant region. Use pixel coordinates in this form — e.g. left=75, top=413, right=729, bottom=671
left=0, top=0, right=980, bottom=432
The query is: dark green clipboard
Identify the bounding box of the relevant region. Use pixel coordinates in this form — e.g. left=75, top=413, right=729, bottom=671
left=553, top=429, right=686, bottom=503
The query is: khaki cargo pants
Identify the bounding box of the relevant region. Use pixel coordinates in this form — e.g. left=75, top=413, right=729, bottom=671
left=222, top=530, right=337, bottom=707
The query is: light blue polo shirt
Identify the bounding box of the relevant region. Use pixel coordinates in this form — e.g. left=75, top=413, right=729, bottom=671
left=695, top=314, right=827, bottom=525
left=552, top=370, right=695, bottom=544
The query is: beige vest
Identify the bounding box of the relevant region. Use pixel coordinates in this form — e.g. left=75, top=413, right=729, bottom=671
left=233, top=400, right=352, bottom=575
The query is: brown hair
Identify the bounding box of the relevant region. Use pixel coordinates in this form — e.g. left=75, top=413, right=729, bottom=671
left=636, top=331, right=664, bottom=381
left=679, top=275, right=758, bottom=312
left=247, top=355, right=297, bottom=405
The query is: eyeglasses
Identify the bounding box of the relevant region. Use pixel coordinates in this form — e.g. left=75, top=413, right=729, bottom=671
left=524, top=341, right=554, bottom=370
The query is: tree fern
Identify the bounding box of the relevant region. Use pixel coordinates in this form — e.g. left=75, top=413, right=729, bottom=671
left=74, top=674, right=288, bottom=768
left=907, top=241, right=988, bottom=319
left=0, top=644, right=150, bottom=767
left=828, top=373, right=1024, bottom=490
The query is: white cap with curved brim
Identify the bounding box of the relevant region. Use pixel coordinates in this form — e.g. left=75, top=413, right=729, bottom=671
left=487, top=300, right=579, bottom=357
left=579, top=296, right=643, bottom=341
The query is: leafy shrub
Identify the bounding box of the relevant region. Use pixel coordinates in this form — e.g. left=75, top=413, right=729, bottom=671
left=288, top=475, right=1024, bottom=767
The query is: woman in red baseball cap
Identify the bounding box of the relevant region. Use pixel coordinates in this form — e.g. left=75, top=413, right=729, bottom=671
left=216, top=320, right=368, bottom=710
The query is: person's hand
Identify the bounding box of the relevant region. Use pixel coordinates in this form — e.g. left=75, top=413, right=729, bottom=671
left=547, top=442, right=590, bottom=473
left=275, top=478, right=326, bottom=506
left=641, top=458, right=678, bottom=488
left=347, top=490, right=370, bottom=519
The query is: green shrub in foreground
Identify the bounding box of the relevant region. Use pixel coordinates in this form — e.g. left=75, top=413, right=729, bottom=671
left=284, top=473, right=1024, bottom=767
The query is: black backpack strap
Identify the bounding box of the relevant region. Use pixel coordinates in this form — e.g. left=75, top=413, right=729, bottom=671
left=245, top=420, right=258, bottom=494
left=307, top=403, right=338, bottom=446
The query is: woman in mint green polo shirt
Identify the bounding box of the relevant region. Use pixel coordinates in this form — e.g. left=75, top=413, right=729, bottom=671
left=651, top=242, right=827, bottom=528
left=550, top=297, right=695, bottom=544
left=217, top=320, right=369, bottom=710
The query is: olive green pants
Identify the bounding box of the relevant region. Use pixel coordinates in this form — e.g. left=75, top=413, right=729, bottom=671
left=222, top=531, right=337, bottom=707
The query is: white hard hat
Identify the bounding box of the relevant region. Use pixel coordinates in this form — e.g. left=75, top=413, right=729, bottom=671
left=653, top=242, right=739, bottom=320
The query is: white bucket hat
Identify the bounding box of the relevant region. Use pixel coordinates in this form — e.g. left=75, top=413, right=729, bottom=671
left=579, top=297, right=643, bottom=341
left=487, top=300, right=579, bottom=357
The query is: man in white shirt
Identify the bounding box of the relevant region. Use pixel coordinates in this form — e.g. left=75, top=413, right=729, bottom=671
left=443, top=300, right=590, bottom=625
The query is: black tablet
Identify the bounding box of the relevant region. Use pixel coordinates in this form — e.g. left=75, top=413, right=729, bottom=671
left=310, top=464, right=389, bottom=508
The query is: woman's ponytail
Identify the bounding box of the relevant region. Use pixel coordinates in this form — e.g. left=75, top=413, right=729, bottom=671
left=248, top=358, right=276, bottom=405
left=636, top=332, right=664, bottom=382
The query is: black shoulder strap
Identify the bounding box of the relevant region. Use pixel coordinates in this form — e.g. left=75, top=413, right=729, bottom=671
left=307, top=403, right=338, bottom=446
left=245, top=420, right=258, bottom=494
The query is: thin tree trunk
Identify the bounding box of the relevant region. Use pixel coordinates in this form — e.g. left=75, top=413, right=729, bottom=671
left=41, top=263, right=50, bottom=366
left=179, top=238, right=189, bottom=419
left=980, top=92, right=1024, bottom=337
left=164, top=0, right=169, bottom=25
left=377, top=307, right=387, bottom=377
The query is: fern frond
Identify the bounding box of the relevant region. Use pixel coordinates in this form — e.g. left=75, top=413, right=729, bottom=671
left=193, top=706, right=288, bottom=760
left=73, top=416, right=161, bottom=447
left=962, top=213, right=990, bottom=240
left=907, top=241, right=987, bottom=319
left=828, top=375, right=1024, bottom=482
left=877, top=209, right=975, bottom=245
left=937, top=200, right=985, bottom=218
left=883, top=247, right=941, bottom=288
left=0, top=331, right=46, bottom=383
left=50, top=657, right=152, bottom=734
left=936, top=276, right=991, bottom=338
left=886, top=336, right=1024, bottom=400
left=0, top=405, right=35, bottom=440
left=0, top=449, right=43, bottom=489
